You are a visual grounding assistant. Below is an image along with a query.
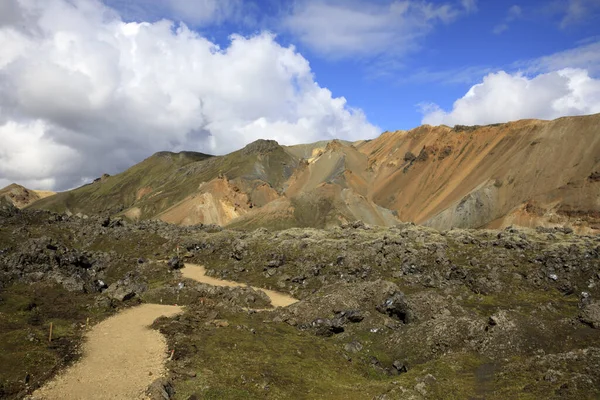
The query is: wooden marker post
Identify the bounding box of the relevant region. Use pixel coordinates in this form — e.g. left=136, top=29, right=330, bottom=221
left=86, top=317, right=90, bottom=330
left=48, top=322, right=53, bottom=343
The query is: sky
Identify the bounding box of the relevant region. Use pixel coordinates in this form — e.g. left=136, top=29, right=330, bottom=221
left=1, top=0, right=600, bottom=191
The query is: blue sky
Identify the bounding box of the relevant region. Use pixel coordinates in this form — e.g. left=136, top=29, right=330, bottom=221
left=1, top=0, right=600, bottom=190
left=106, top=0, right=600, bottom=131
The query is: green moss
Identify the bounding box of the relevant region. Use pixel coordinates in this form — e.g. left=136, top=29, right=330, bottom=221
left=398, top=352, right=487, bottom=399
left=462, top=289, right=578, bottom=318
left=0, top=283, right=114, bottom=397
left=163, top=311, right=394, bottom=400
left=199, top=387, right=258, bottom=399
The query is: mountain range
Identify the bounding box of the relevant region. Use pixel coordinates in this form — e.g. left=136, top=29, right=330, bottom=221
left=4, top=113, right=599, bottom=232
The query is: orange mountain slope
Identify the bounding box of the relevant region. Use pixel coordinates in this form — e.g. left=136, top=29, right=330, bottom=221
left=356, top=114, right=599, bottom=232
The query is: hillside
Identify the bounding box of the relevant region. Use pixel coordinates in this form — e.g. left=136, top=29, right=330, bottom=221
left=357, top=114, right=600, bottom=233
left=30, top=140, right=397, bottom=229
left=0, top=183, right=55, bottom=208
left=28, top=114, right=600, bottom=232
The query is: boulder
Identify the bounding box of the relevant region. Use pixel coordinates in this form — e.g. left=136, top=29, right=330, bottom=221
left=104, top=272, right=147, bottom=301
left=49, top=272, right=85, bottom=293
left=167, top=256, right=183, bottom=270
left=341, top=310, right=364, bottom=323
left=94, top=279, right=108, bottom=292
left=344, top=341, right=363, bottom=353
left=376, top=291, right=415, bottom=323
left=230, top=240, right=247, bottom=260
left=146, top=378, right=174, bottom=400
left=267, top=254, right=285, bottom=268
left=392, top=360, right=409, bottom=374
left=404, top=152, right=416, bottom=162
left=580, top=301, right=600, bottom=329
left=311, top=318, right=344, bottom=337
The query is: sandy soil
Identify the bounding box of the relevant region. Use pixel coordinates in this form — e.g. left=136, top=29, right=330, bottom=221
left=181, top=263, right=298, bottom=308
left=31, top=304, right=182, bottom=400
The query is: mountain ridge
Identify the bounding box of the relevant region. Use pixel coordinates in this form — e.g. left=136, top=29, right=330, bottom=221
left=26, top=113, right=600, bottom=232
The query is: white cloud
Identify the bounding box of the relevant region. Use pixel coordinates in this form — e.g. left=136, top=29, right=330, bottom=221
left=282, top=0, right=472, bottom=59
left=508, top=5, right=523, bottom=19
left=404, top=40, right=600, bottom=86
left=0, top=120, right=81, bottom=190
left=492, top=24, right=508, bottom=34
left=421, top=68, right=600, bottom=126
left=461, top=0, right=478, bottom=13
left=492, top=4, right=522, bottom=34
left=401, top=65, right=496, bottom=85
left=102, top=0, right=244, bottom=26
left=559, top=0, right=600, bottom=28
left=0, top=0, right=379, bottom=190
left=541, top=0, right=600, bottom=29
left=520, top=40, right=600, bottom=75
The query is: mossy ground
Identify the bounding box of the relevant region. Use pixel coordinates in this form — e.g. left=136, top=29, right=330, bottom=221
left=1, top=212, right=599, bottom=399
left=0, top=283, right=114, bottom=398
left=157, top=308, right=397, bottom=399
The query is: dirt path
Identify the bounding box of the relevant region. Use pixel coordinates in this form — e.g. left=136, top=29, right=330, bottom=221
left=181, top=263, right=298, bottom=308
left=32, top=304, right=182, bottom=400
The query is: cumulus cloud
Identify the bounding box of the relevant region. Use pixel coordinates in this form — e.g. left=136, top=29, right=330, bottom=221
left=282, top=0, right=472, bottom=59
left=421, top=68, right=600, bottom=126
left=0, top=0, right=379, bottom=191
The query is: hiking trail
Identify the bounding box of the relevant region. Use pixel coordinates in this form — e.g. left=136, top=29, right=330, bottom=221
left=31, top=304, right=182, bottom=400
left=181, top=263, right=298, bottom=307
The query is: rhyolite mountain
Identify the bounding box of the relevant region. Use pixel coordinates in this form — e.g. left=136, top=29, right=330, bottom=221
left=0, top=183, right=55, bottom=209
left=28, top=113, right=600, bottom=232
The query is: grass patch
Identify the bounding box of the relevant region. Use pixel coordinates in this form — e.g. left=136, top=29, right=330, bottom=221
left=159, top=310, right=395, bottom=399
left=0, top=283, right=114, bottom=398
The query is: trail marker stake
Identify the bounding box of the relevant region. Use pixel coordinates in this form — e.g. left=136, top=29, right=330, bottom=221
left=48, top=322, right=53, bottom=343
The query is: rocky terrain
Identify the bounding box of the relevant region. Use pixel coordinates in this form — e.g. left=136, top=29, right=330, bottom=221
left=28, top=113, right=600, bottom=233
left=1, top=200, right=599, bottom=399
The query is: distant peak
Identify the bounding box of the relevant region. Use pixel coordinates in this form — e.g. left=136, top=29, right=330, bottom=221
left=241, top=139, right=281, bottom=155
left=1, top=183, right=24, bottom=191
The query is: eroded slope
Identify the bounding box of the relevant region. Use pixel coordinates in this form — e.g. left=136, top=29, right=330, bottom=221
left=358, top=114, right=600, bottom=232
